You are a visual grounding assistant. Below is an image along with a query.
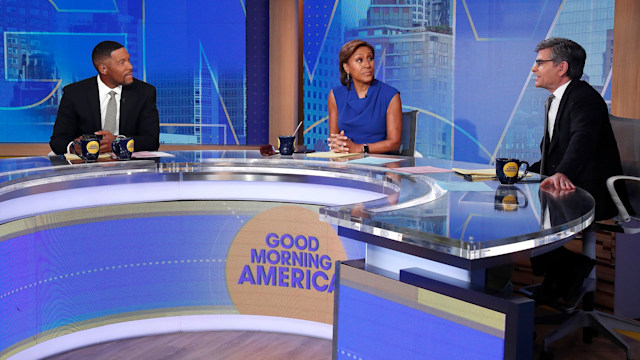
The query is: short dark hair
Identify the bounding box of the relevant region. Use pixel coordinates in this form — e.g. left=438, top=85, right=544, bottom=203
left=338, top=40, right=375, bottom=87
left=535, top=37, right=586, bottom=80
left=92, top=41, right=124, bottom=71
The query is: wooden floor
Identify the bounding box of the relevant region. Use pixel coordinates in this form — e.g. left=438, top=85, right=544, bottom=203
left=45, top=331, right=332, bottom=360
left=44, top=323, right=640, bottom=360
left=533, top=323, right=640, bottom=359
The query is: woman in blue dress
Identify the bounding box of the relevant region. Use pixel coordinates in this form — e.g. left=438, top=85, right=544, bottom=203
left=327, top=40, right=402, bottom=154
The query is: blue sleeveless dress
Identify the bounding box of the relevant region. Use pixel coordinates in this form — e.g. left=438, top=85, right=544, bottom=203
left=331, top=79, right=399, bottom=144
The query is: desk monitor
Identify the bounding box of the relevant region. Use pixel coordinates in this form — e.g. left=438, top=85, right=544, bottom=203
left=333, top=260, right=534, bottom=360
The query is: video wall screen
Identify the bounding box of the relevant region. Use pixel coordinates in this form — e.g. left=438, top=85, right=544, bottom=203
left=302, top=0, right=614, bottom=163
left=334, top=262, right=534, bottom=360
left=1, top=0, right=616, bottom=159
left=0, top=0, right=246, bottom=145
left=0, top=201, right=366, bottom=357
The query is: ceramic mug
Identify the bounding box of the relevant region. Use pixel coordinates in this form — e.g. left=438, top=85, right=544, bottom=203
left=73, top=134, right=101, bottom=162
left=278, top=136, right=295, bottom=156
left=111, top=135, right=134, bottom=160
left=495, top=158, right=529, bottom=185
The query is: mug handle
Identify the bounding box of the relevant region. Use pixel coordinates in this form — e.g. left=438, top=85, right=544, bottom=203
left=517, top=161, right=530, bottom=181
left=514, top=187, right=529, bottom=208
left=71, top=139, right=83, bottom=158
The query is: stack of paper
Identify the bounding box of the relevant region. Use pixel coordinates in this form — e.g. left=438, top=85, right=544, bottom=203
left=64, top=153, right=112, bottom=161
left=453, top=168, right=531, bottom=181
left=452, top=168, right=496, bottom=181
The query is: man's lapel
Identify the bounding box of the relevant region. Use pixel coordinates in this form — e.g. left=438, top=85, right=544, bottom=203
left=88, top=81, right=102, bottom=130
left=120, top=84, right=133, bottom=134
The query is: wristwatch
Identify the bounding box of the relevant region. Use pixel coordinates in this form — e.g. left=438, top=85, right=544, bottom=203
left=363, top=144, right=369, bottom=153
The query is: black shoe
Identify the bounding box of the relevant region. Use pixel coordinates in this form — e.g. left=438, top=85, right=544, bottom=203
left=533, top=272, right=563, bottom=304
left=560, top=256, right=597, bottom=304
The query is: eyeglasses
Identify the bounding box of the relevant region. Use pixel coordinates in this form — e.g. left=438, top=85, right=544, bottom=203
left=535, top=59, right=554, bottom=67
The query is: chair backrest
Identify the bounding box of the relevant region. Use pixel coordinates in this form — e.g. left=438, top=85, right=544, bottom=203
left=400, top=110, right=418, bottom=156
left=610, top=114, right=640, bottom=214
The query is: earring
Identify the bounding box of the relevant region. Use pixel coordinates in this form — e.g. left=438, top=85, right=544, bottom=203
left=346, top=73, right=350, bottom=81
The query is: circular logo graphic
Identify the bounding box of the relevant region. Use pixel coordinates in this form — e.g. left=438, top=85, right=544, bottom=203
left=502, top=194, right=518, bottom=211
left=126, top=139, right=134, bottom=152
left=502, top=162, right=519, bottom=178
left=86, top=141, right=100, bottom=154
left=226, top=205, right=346, bottom=324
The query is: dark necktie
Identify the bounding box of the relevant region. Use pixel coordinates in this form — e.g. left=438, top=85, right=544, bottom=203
left=540, top=94, right=555, bottom=175
left=104, top=90, right=117, bottom=134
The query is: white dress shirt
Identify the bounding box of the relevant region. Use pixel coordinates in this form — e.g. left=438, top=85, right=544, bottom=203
left=547, top=80, right=571, bottom=140
left=542, top=80, right=572, bottom=229
left=97, top=75, right=122, bottom=135
left=65, top=76, right=123, bottom=153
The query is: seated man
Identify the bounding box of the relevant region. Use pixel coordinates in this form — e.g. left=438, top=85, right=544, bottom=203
left=529, top=37, right=623, bottom=304
left=50, top=40, right=159, bottom=155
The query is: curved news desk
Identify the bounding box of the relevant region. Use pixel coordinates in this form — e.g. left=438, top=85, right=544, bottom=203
left=0, top=151, right=595, bottom=359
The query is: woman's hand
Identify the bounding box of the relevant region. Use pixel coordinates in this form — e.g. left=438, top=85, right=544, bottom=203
left=328, top=130, right=361, bottom=153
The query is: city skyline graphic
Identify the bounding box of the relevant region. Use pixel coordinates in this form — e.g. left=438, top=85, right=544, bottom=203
left=0, top=0, right=616, bottom=157
left=302, top=0, right=614, bottom=163
left=0, top=0, right=246, bottom=145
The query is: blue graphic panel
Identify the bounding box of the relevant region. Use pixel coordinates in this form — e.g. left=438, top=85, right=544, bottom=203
left=0, top=0, right=247, bottom=145
left=336, top=285, right=504, bottom=359
left=50, top=0, right=118, bottom=12
left=0, top=208, right=364, bottom=354
left=302, top=1, right=454, bottom=157
left=303, top=0, right=615, bottom=164
left=0, top=215, right=241, bottom=350
left=454, top=0, right=563, bottom=163
left=145, top=1, right=247, bottom=145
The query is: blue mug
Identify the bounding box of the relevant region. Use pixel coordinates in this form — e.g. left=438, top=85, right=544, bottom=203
left=111, top=135, right=134, bottom=160
left=495, top=158, right=529, bottom=185
left=278, top=136, right=295, bottom=156
left=73, top=134, right=101, bottom=162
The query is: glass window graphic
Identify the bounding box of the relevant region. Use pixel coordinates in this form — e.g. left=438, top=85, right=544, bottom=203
left=302, top=0, right=613, bottom=163
left=302, top=0, right=453, bottom=158
left=0, top=0, right=246, bottom=145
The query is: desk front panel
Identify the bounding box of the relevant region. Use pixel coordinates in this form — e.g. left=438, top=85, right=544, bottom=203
left=0, top=201, right=366, bottom=359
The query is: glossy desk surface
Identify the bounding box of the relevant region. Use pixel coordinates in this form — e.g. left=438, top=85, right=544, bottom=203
left=0, top=151, right=595, bottom=267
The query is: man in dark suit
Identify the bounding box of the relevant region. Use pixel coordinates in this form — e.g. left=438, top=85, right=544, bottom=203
left=528, top=38, right=624, bottom=303
left=50, top=41, right=159, bottom=155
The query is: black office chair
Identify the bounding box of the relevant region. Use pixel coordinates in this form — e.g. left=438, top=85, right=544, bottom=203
left=399, top=110, right=418, bottom=156
left=531, top=115, right=640, bottom=360
left=536, top=176, right=640, bottom=359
